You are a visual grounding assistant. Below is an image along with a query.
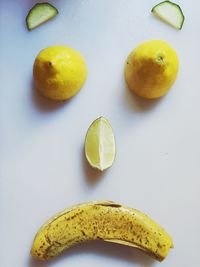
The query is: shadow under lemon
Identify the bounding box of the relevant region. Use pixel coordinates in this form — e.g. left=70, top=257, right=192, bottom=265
left=31, top=79, right=76, bottom=112
left=124, top=82, right=163, bottom=113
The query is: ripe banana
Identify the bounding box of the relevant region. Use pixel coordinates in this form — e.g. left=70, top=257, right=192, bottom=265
left=31, top=201, right=173, bottom=261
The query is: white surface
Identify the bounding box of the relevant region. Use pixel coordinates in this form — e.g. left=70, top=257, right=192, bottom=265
left=0, top=0, right=200, bottom=266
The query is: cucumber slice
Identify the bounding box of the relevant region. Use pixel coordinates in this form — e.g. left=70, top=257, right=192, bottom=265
left=152, top=1, right=185, bottom=29
left=26, top=2, right=58, bottom=30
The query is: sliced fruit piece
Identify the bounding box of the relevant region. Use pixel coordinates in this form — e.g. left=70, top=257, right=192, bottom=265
left=85, top=117, right=116, bottom=171
left=31, top=201, right=173, bottom=261
left=152, top=1, right=185, bottom=29
left=26, top=2, right=58, bottom=30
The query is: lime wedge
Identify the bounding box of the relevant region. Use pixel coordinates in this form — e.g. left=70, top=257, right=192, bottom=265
left=26, top=3, right=58, bottom=30
left=85, top=117, right=116, bottom=171
left=152, top=1, right=185, bottom=30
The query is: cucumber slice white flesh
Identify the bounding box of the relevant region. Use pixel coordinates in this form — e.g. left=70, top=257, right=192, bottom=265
left=26, top=3, right=58, bottom=30
left=152, top=1, right=185, bottom=29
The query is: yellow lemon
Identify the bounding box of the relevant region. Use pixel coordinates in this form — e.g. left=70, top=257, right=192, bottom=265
left=125, top=40, right=179, bottom=99
left=33, top=46, right=87, bottom=101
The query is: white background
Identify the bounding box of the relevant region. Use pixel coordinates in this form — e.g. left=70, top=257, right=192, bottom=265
left=1, top=0, right=200, bottom=266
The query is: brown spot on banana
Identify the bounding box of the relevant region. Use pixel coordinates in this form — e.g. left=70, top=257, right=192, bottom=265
left=31, top=201, right=173, bottom=261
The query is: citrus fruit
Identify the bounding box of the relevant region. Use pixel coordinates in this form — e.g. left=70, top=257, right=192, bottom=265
left=125, top=40, right=179, bottom=99
left=151, top=1, right=185, bottom=30
left=26, top=3, right=58, bottom=30
left=84, top=117, right=116, bottom=171
left=33, top=46, right=87, bottom=101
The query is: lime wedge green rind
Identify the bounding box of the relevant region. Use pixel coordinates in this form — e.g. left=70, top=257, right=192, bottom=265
left=152, top=1, right=185, bottom=30
left=26, top=3, right=58, bottom=30
left=85, top=117, right=116, bottom=171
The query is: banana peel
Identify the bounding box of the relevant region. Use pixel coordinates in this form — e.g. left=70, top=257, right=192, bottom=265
left=31, top=201, right=173, bottom=261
